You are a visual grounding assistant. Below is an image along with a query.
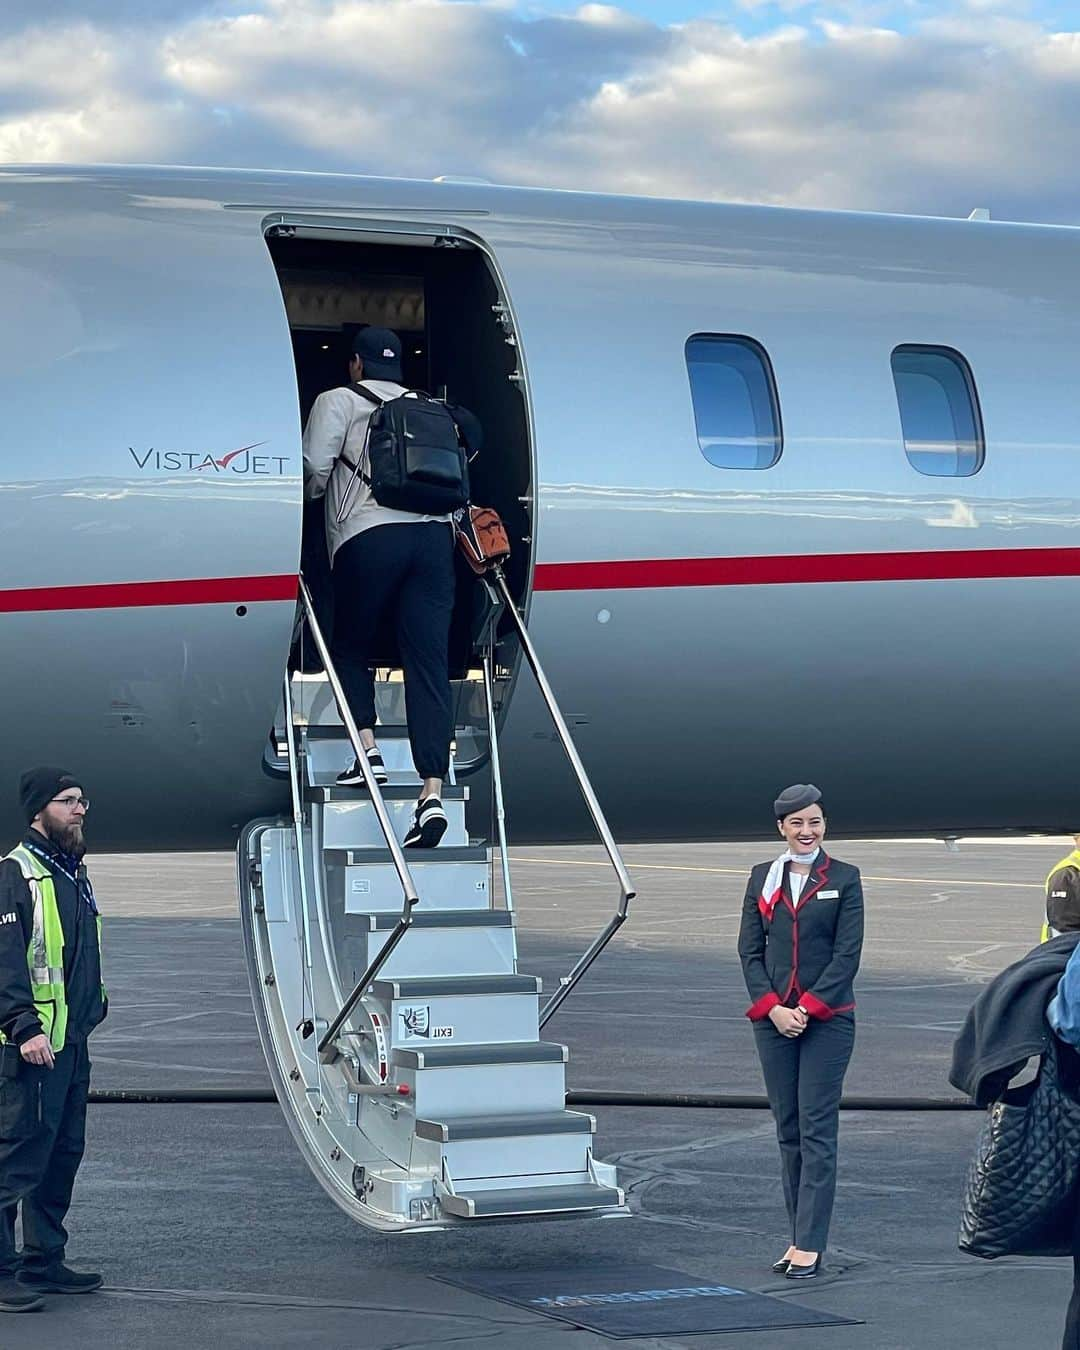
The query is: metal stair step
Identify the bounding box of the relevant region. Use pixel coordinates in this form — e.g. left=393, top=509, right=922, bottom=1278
left=393, top=1041, right=566, bottom=1070
left=335, top=846, right=488, bottom=865
left=303, top=724, right=461, bottom=788
left=303, top=723, right=476, bottom=742
left=372, top=974, right=540, bottom=1046
left=372, top=974, right=540, bottom=1000
left=368, top=911, right=510, bottom=932
left=333, top=848, right=490, bottom=914
left=439, top=1182, right=624, bottom=1219
left=416, top=1111, right=594, bottom=1143
left=307, top=784, right=467, bottom=804
left=346, top=909, right=517, bottom=980
left=303, top=724, right=414, bottom=741
left=317, top=792, right=469, bottom=851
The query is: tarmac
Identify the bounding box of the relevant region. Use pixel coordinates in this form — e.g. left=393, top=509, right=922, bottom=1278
left=0, top=837, right=1072, bottom=1348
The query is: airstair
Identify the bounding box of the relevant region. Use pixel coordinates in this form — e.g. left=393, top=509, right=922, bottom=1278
left=238, top=573, right=635, bottom=1231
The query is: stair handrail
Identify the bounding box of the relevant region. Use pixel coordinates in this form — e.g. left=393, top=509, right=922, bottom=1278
left=294, top=575, right=421, bottom=1059
left=482, top=651, right=514, bottom=914
left=485, top=567, right=635, bottom=1028
left=281, top=671, right=318, bottom=1011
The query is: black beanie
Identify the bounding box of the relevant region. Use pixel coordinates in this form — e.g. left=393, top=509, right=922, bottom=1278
left=19, top=767, right=81, bottom=824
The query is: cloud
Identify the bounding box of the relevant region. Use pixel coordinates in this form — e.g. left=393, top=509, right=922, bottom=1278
left=506, top=14, right=1080, bottom=220
left=0, top=25, right=187, bottom=162
left=0, top=0, right=1077, bottom=223
left=1, top=0, right=242, bottom=22
left=158, top=0, right=667, bottom=171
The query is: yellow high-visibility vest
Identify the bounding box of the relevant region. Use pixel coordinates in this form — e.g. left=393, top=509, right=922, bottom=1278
left=1042, top=848, right=1080, bottom=943
left=1, top=844, right=103, bottom=1051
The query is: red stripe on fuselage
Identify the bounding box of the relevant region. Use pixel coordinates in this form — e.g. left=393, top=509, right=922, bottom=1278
left=532, top=546, right=1080, bottom=591
left=0, top=575, right=298, bottom=614
left=1, top=545, right=1080, bottom=612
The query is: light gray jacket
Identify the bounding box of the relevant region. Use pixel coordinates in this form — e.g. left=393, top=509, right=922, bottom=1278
left=302, top=380, right=450, bottom=560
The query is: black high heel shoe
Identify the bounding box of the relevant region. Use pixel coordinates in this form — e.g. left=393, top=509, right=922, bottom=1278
left=785, top=1255, right=821, bottom=1280
left=770, top=1257, right=792, bottom=1274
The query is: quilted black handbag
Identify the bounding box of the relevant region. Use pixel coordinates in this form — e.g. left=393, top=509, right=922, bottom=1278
left=959, top=1035, right=1080, bottom=1258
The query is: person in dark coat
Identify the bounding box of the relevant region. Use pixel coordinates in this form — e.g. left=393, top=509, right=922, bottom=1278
left=950, top=931, right=1080, bottom=1106
left=737, top=784, right=864, bottom=1280
left=951, top=928, right=1080, bottom=1348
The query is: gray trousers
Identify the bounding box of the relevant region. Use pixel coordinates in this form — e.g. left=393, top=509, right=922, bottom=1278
left=753, top=1013, right=855, bottom=1252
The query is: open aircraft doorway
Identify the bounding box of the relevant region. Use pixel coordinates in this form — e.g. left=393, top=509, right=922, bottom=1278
left=239, top=216, right=631, bottom=1230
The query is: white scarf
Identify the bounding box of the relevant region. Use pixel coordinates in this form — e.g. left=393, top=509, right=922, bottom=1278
left=758, top=848, right=820, bottom=920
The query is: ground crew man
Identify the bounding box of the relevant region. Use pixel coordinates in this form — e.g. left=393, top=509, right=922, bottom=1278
left=1044, top=835, right=1080, bottom=941
left=0, top=768, right=106, bottom=1312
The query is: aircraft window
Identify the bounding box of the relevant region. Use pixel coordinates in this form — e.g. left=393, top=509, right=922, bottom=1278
left=685, top=335, right=782, bottom=470
left=891, top=345, right=984, bottom=477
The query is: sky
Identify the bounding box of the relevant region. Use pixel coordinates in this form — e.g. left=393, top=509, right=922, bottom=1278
left=1, top=0, right=1078, bottom=222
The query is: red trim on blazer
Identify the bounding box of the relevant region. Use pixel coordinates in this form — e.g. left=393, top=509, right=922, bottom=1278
left=758, top=888, right=783, bottom=921
left=799, top=854, right=831, bottom=908
left=798, top=991, right=855, bottom=1020
left=746, top=991, right=782, bottom=1021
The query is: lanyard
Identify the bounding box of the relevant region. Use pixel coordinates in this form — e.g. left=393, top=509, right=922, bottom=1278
left=23, top=839, right=98, bottom=915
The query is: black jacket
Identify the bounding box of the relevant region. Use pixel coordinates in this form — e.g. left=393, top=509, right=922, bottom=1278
left=737, top=853, right=864, bottom=1021
left=0, top=830, right=106, bottom=1046
left=949, top=932, right=1080, bottom=1107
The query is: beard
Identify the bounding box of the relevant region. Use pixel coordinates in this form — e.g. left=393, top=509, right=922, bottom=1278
left=43, top=818, right=86, bottom=859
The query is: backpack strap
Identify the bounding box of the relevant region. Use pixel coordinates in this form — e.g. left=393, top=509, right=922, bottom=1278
left=336, top=383, right=384, bottom=473
left=333, top=384, right=387, bottom=516
left=349, top=381, right=385, bottom=406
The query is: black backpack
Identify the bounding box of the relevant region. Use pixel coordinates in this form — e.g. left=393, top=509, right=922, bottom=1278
left=342, top=383, right=470, bottom=516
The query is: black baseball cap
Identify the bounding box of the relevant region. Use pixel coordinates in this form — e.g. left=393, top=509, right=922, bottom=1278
left=351, top=326, right=403, bottom=382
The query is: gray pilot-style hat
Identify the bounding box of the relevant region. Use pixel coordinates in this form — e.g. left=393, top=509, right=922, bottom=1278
left=774, top=783, right=823, bottom=820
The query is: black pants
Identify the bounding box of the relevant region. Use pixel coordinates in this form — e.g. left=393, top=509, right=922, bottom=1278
left=331, top=522, right=455, bottom=781
left=0, top=1040, right=91, bottom=1275
left=753, top=1013, right=855, bottom=1252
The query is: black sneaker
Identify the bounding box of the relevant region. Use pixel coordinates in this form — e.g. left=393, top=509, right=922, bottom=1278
left=17, top=1263, right=102, bottom=1294
left=403, top=796, right=448, bottom=849
left=336, top=747, right=388, bottom=788
left=0, top=1277, right=43, bottom=1311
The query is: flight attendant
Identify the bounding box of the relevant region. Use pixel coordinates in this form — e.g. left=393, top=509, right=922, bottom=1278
left=737, top=784, right=864, bottom=1280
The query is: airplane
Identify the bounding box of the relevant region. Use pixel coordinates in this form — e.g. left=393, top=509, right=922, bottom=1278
left=3, top=162, right=1077, bottom=1228
left=4, top=163, right=1077, bottom=850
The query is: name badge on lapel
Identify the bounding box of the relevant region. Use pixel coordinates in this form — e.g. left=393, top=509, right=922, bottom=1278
left=818, top=889, right=840, bottom=899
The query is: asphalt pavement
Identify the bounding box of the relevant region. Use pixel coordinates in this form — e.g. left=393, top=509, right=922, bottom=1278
left=0, top=837, right=1068, bottom=1349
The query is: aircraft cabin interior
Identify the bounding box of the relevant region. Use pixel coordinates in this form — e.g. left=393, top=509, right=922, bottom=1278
left=265, top=229, right=533, bottom=619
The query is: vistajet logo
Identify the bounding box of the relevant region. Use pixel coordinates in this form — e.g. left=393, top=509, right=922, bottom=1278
left=128, top=442, right=290, bottom=475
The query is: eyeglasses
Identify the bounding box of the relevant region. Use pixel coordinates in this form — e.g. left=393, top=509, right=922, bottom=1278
left=50, top=796, right=90, bottom=811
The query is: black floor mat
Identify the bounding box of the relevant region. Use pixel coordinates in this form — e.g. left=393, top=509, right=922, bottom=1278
left=436, top=1263, right=861, bottom=1338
